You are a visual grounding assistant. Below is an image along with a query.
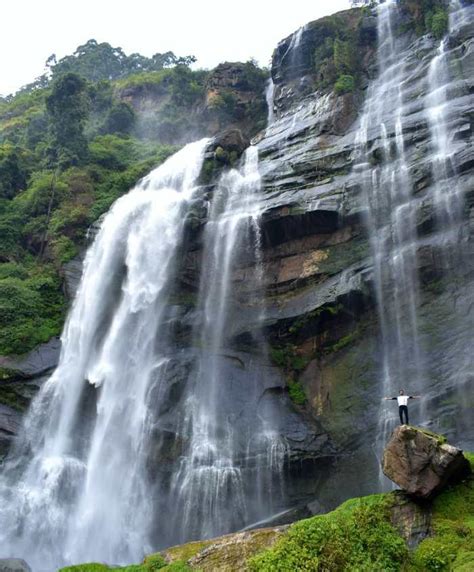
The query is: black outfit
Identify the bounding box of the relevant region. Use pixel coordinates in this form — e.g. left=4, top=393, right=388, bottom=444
left=399, top=405, right=409, bottom=424
left=390, top=396, right=413, bottom=425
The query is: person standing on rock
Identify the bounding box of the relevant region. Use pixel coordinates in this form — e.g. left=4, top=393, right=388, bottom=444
left=383, top=390, right=421, bottom=425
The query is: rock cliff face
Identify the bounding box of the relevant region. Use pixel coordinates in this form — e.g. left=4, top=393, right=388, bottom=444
left=249, top=1, right=473, bottom=505
left=1, top=0, right=472, bottom=529
left=117, top=61, right=267, bottom=144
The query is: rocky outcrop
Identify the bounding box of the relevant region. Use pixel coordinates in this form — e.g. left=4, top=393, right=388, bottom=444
left=382, top=426, right=471, bottom=498
left=0, top=560, right=31, bottom=572
left=0, top=404, right=22, bottom=459
left=0, top=338, right=60, bottom=459
left=161, top=527, right=287, bottom=572
left=118, top=62, right=267, bottom=144
left=389, top=491, right=432, bottom=549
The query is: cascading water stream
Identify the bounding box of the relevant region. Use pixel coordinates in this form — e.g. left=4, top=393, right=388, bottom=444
left=0, top=140, right=210, bottom=569
left=426, top=0, right=473, bottom=250
left=354, top=0, right=425, bottom=477
left=424, top=0, right=474, bottom=437
left=265, top=78, right=275, bottom=126
left=170, top=146, right=287, bottom=542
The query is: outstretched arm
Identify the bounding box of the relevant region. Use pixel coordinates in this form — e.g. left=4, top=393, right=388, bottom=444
left=383, top=397, right=397, bottom=400
left=409, top=395, right=421, bottom=399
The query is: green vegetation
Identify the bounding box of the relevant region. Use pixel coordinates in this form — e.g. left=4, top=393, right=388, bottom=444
left=412, top=461, right=474, bottom=571
left=399, top=1, right=449, bottom=38
left=309, top=8, right=376, bottom=95
left=249, top=465, right=474, bottom=572
left=0, top=262, right=65, bottom=354
left=288, top=380, right=307, bottom=405
left=269, top=345, right=309, bottom=405
left=0, top=39, right=267, bottom=356
left=59, top=554, right=191, bottom=572
left=249, top=494, right=407, bottom=571
left=334, top=74, right=356, bottom=94
left=0, top=44, right=187, bottom=356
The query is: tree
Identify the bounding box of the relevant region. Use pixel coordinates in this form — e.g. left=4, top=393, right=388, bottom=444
left=0, top=145, right=30, bottom=199
left=46, top=73, right=90, bottom=166
left=103, top=102, right=135, bottom=134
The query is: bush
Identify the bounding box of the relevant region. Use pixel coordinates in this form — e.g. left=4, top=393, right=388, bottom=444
left=288, top=381, right=307, bottom=405
left=431, top=8, right=449, bottom=39
left=0, top=264, right=65, bottom=355
left=334, top=74, right=355, bottom=94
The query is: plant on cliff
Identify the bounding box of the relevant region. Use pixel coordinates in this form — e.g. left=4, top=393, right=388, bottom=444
left=310, top=8, right=376, bottom=95
left=334, top=74, right=355, bottom=94
left=398, top=0, right=449, bottom=38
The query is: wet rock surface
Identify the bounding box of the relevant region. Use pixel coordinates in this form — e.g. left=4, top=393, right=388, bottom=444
left=161, top=527, right=287, bottom=572
left=382, top=426, right=471, bottom=499
left=0, top=560, right=31, bottom=572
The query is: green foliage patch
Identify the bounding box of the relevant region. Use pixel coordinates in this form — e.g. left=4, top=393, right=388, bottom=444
left=398, top=0, right=449, bottom=38
left=248, top=494, right=407, bottom=571
left=59, top=554, right=191, bottom=572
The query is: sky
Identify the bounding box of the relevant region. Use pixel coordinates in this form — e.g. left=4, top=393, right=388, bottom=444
left=1, top=0, right=351, bottom=96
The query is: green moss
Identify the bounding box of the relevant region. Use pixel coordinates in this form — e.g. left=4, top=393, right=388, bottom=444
left=60, top=565, right=110, bottom=572
left=288, top=303, right=344, bottom=337
left=141, top=553, right=167, bottom=570
left=59, top=554, right=190, bottom=572
left=329, top=328, right=360, bottom=353
left=416, top=427, right=448, bottom=445
left=249, top=493, right=407, bottom=571
left=163, top=540, right=211, bottom=563
left=412, top=461, right=474, bottom=571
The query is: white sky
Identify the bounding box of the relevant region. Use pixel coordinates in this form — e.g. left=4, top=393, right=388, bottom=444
left=1, top=0, right=351, bottom=96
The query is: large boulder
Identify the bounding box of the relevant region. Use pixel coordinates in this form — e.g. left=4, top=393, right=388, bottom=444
left=382, top=426, right=471, bottom=498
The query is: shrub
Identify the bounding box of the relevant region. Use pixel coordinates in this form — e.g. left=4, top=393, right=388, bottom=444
left=431, top=8, right=449, bottom=39
left=288, top=381, right=307, bottom=405
left=334, top=74, right=355, bottom=94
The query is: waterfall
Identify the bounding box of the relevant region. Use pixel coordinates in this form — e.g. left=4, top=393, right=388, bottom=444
left=424, top=0, right=474, bottom=438
left=169, top=146, right=287, bottom=542
left=426, top=0, right=473, bottom=247
left=0, top=140, right=288, bottom=569
left=0, top=139, right=210, bottom=569
left=354, top=0, right=425, bottom=474
left=265, top=78, right=275, bottom=126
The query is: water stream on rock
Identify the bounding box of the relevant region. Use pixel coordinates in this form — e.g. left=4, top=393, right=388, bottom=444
left=424, top=0, right=474, bottom=440
left=169, top=146, right=287, bottom=542
left=0, top=140, right=287, bottom=569
left=265, top=78, right=275, bottom=126
left=354, top=0, right=425, bottom=478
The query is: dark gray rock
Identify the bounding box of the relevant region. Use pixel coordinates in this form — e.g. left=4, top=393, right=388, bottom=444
left=63, top=253, right=85, bottom=299
left=0, top=559, right=31, bottom=572
left=0, top=404, right=22, bottom=459
left=0, top=338, right=61, bottom=378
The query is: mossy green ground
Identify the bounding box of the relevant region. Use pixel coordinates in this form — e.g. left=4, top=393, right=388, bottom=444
left=61, top=454, right=474, bottom=571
